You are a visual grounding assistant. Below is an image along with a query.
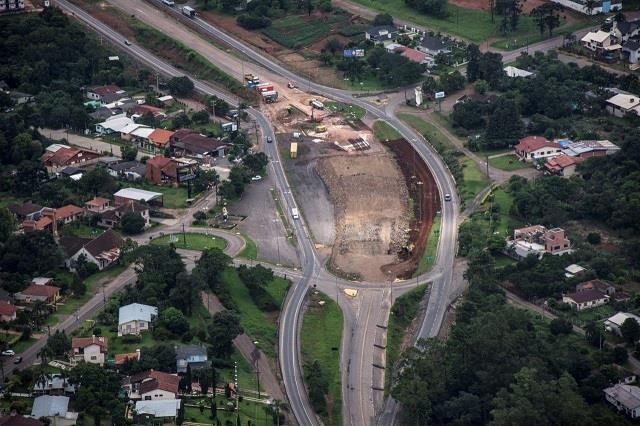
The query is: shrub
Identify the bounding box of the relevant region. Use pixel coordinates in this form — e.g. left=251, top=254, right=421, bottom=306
left=587, top=232, right=601, bottom=245
left=237, top=14, right=271, bottom=30
left=121, top=334, right=142, bottom=344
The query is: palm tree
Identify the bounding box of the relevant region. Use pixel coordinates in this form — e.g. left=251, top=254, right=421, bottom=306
left=585, top=0, right=597, bottom=16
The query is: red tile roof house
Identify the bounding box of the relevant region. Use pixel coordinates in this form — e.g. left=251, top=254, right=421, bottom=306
left=147, top=129, right=175, bottom=154
left=514, top=136, right=562, bottom=162
left=576, top=279, right=617, bottom=296
left=41, top=147, right=102, bottom=174
left=562, top=289, right=609, bottom=311
left=0, top=301, right=17, bottom=322
left=84, top=197, right=112, bottom=213
left=123, top=370, right=181, bottom=401
left=0, top=413, right=44, bottom=426
left=98, top=200, right=150, bottom=230
left=55, top=204, right=84, bottom=225
left=170, top=129, right=228, bottom=159
left=22, top=208, right=57, bottom=234
left=71, top=336, right=108, bottom=366
left=59, top=229, right=124, bottom=271
left=544, top=154, right=584, bottom=177
left=115, top=349, right=141, bottom=368
left=14, top=284, right=61, bottom=305
left=85, top=85, right=127, bottom=102
left=7, top=202, right=45, bottom=221
left=145, top=156, right=179, bottom=185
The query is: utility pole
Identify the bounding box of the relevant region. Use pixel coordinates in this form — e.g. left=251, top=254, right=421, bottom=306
left=486, top=154, right=490, bottom=178
left=182, top=223, right=187, bottom=247
left=156, top=73, right=159, bottom=92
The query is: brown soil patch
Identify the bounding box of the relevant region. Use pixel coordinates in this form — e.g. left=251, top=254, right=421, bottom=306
left=317, top=152, right=411, bottom=282
left=449, top=0, right=545, bottom=14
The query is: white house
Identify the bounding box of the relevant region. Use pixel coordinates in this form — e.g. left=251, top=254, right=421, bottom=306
left=514, top=136, right=562, bottom=162
left=553, top=0, right=622, bottom=15
left=623, top=40, right=640, bottom=64
left=70, top=336, right=108, bottom=366
left=581, top=30, right=615, bottom=51
left=124, top=370, right=181, bottom=401
left=605, top=312, right=640, bottom=337
left=504, top=66, right=533, bottom=78
left=95, top=116, right=135, bottom=135
left=31, top=396, right=79, bottom=426
left=118, top=303, right=158, bottom=336
left=60, top=229, right=124, bottom=271
left=604, top=384, right=640, bottom=418
left=606, top=93, right=640, bottom=117
left=562, top=290, right=609, bottom=311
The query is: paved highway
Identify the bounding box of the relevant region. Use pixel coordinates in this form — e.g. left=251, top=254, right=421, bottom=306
left=54, top=1, right=459, bottom=424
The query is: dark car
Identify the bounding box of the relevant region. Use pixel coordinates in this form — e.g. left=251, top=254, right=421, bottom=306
left=266, top=136, right=273, bottom=143
left=13, top=356, right=22, bottom=364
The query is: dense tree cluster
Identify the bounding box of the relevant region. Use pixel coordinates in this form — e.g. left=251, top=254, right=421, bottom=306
left=404, top=0, right=448, bottom=18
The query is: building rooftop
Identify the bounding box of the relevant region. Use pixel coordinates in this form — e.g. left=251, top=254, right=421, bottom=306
left=607, top=93, right=640, bottom=110
left=515, top=136, right=559, bottom=153
left=606, top=312, right=640, bottom=328
left=504, top=65, right=533, bottom=78
left=114, top=188, right=162, bottom=202
left=605, top=384, right=640, bottom=410
left=134, top=400, right=181, bottom=418
left=31, top=396, right=75, bottom=419
left=71, top=336, right=108, bottom=351
left=118, top=303, right=158, bottom=325
left=564, top=289, right=608, bottom=304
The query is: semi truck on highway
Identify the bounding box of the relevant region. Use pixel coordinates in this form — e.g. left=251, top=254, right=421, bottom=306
left=182, top=6, right=196, bottom=17
left=262, top=90, right=278, bottom=103
left=291, top=207, right=299, bottom=220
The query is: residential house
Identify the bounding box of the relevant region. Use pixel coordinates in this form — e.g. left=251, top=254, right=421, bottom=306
left=32, top=374, right=76, bottom=396
left=58, top=166, right=84, bottom=181
left=562, top=139, right=620, bottom=158
left=95, top=116, right=135, bottom=136
left=123, top=370, right=181, bottom=400
left=562, top=289, right=609, bottom=311
left=365, top=25, right=399, bottom=44
left=7, top=202, right=44, bottom=221
left=0, top=301, right=17, bottom=322
left=417, top=35, right=451, bottom=57
left=84, top=197, right=112, bottom=213
left=514, top=136, right=562, bottom=162
left=86, top=85, right=127, bottom=103
left=118, top=303, right=158, bottom=336
left=604, top=383, right=640, bottom=418
left=0, top=414, right=43, bottom=426
left=576, top=279, right=616, bottom=295
left=55, top=205, right=84, bottom=225
left=31, top=277, right=54, bottom=286
left=30, top=396, right=78, bottom=426
left=145, top=156, right=197, bottom=186
left=9, top=91, right=34, bottom=105
left=544, top=154, right=583, bottom=177
left=98, top=200, right=150, bottom=229
left=41, top=147, right=101, bottom=173
left=399, top=47, right=429, bottom=64
left=119, top=123, right=151, bottom=142
left=605, top=312, right=640, bottom=337
left=611, top=18, right=640, bottom=44
left=129, top=104, right=167, bottom=121
left=622, top=39, right=640, bottom=64
left=133, top=399, right=182, bottom=425
left=157, top=95, right=175, bottom=106
left=14, top=284, right=60, bottom=305
left=89, top=106, right=124, bottom=121
left=130, top=127, right=156, bottom=148
left=552, top=0, right=622, bottom=14
left=175, top=345, right=209, bottom=374
left=0, top=1, right=26, bottom=13
left=504, top=65, right=533, bottom=78
left=70, top=336, right=108, bottom=366
left=169, top=129, right=228, bottom=159
left=115, top=350, right=141, bottom=368
left=22, top=208, right=57, bottom=234
left=564, top=263, right=586, bottom=278
left=581, top=30, right=618, bottom=52
left=507, top=225, right=572, bottom=258
left=0, top=288, right=10, bottom=303
left=114, top=188, right=163, bottom=206
left=147, top=129, right=175, bottom=154
left=606, top=93, right=640, bottom=117
left=60, top=229, right=124, bottom=271
left=107, top=161, right=146, bottom=181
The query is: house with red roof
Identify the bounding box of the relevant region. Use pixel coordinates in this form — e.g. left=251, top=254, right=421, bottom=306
left=170, top=129, right=228, bottom=159
left=41, top=147, right=101, bottom=173
left=0, top=413, right=44, bottom=426
left=115, top=349, right=141, bottom=368
left=399, top=47, right=429, bottom=64
left=14, top=284, right=61, bottom=305
left=563, top=289, right=609, bottom=311
left=147, top=129, right=175, bottom=154
left=544, top=154, right=584, bottom=177
left=84, top=197, right=112, bottom=213
left=123, top=370, right=181, bottom=400
left=55, top=205, right=84, bottom=225
left=71, top=336, right=108, bottom=366
left=59, top=229, right=124, bottom=271
left=0, top=301, right=17, bottom=322
left=514, top=136, right=562, bottom=162
left=86, top=85, right=127, bottom=103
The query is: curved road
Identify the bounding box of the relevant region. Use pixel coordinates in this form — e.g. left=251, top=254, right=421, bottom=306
left=53, top=2, right=459, bottom=424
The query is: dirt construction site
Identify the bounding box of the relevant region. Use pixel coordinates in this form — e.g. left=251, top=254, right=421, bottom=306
left=262, top=93, right=438, bottom=282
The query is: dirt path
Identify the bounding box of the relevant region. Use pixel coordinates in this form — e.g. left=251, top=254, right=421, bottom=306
left=201, top=292, right=285, bottom=402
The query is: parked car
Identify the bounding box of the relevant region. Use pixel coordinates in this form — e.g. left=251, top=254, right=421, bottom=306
left=251, top=175, right=262, bottom=181
left=266, top=136, right=273, bottom=143
left=1, top=350, right=15, bottom=356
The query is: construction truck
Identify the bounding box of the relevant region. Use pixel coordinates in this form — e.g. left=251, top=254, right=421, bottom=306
left=315, top=125, right=327, bottom=133
left=182, top=6, right=196, bottom=17
left=262, top=90, right=278, bottom=103
left=244, top=74, right=260, bottom=87
left=255, top=83, right=274, bottom=92
left=291, top=207, right=299, bottom=220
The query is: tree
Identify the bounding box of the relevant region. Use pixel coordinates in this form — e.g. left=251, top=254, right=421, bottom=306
left=169, top=272, right=201, bottom=316
left=193, top=248, right=231, bottom=294
left=474, top=79, right=489, bottom=95
left=585, top=321, right=605, bottom=348
left=211, top=399, right=217, bottom=419
left=74, top=253, right=99, bottom=279
left=530, top=3, right=564, bottom=37
left=167, top=76, right=195, bottom=96
left=467, top=44, right=482, bottom=84
left=243, top=153, right=269, bottom=175
left=0, top=207, right=14, bottom=243
left=208, top=310, right=243, bottom=358
left=159, top=307, right=190, bottom=335
left=586, top=232, right=601, bottom=245
left=549, top=318, right=573, bottom=335
left=192, top=110, right=210, bottom=124
left=45, top=330, right=71, bottom=358
left=120, top=145, right=138, bottom=161
left=121, top=212, right=146, bottom=235
left=584, top=0, right=597, bottom=16
left=484, top=97, right=524, bottom=148
left=1, top=231, right=63, bottom=276
left=422, top=77, right=437, bottom=97
left=69, top=363, right=124, bottom=426
left=372, top=13, right=394, bottom=26
left=306, top=360, right=328, bottom=414
left=621, top=318, right=640, bottom=345
left=198, top=369, right=211, bottom=396
left=478, top=52, right=504, bottom=89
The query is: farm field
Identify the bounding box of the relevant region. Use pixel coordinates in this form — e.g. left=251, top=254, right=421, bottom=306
left=262, top=14, right=350, bottom=49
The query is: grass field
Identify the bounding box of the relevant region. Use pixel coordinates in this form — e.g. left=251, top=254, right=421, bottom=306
left=346, top=0, right=589, bottom=45
left=385, top=285, right=427, bottom=394
left=184, top=397, right=271, bottom=425
left=221, top=269, right=290, bottom=359
left=301, top=291, right=343, bottom=426
left=151, top=232, right=228, bottom=251
left=414, top=213, right=441, bottom=276
left=373, top=121, right=401, bottom=141
left=58, top=223, right=104, bottom=238
left=238, top=234, right=258, bottom=260
left=488, top=154, right=530, bottom=171
left=398, top=113, right=453, bottom=149
left=459, top=155, right=489, bottom=206
left=262, top=14, right=349, bottom=49
left=325, top=102, right=366, bottom=120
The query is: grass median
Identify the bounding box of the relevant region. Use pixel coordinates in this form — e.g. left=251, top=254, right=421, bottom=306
left=301, top=291, right=343, bottom=426
left=414, top=213, right=441, bottom=276
left=151, top=232, right=228, bottom=251
left=373, top=120, right=401, bottom=141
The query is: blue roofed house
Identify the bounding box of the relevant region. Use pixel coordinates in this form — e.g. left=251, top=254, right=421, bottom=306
left=175, top=345, right=209, bottom=374
left=30, top=396, right=78, bottom=426
left=118, top=303, right=158, bottom=336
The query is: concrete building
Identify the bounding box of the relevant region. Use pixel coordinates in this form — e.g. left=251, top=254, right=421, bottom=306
left=118, top=303, right=158, bottom=336
left=133, top=400, right=182, bottom=425
left=606, top=93, right=640, bottom=117
left=114, top=188, right=163, bottom=207
left=30, top=396, right=78, bottom=426
left=507, top=225, right=572, bottom=258
left=175, top=345, right=209, bottom=374
left=123, top=370, right=181, bottom=401
left=70, top=336, right=108, bottom=366
left=514, top=136, right=562, bottom=162
left=605, top=312, right=640, bottom=337
left=0, top=0, right=25, bottom=13
left=553, top=0, right=621, bottom=14
left=604, top=384, right=640, bottom=418
left=562, top=289, right=609, bottom=311
left=544, top=154, right=583, bottom=177
left=60, top=229, right=124, bottom=271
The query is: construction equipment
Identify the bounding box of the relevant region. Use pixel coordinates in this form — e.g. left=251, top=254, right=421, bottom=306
left=309, top=99, right=324, bottom=110
left=315, top=125, right=327, bottom=133
left=255, top=83, right=274, bottom=92
left=262, top=90, right=278, bottom=103
left=290, top=142, right=298, bottom=159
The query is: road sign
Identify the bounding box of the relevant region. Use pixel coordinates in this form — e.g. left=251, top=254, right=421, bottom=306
left=179, top=173, right=196, bottom=182
left=435, top=91, right=446, bottom=99
left=343, top=49, right=354, bottom=57
left=354, top=49, right=365, bottom=57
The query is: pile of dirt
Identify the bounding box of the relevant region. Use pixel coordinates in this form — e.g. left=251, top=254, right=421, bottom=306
left=317, top=153, right=411, bottom=282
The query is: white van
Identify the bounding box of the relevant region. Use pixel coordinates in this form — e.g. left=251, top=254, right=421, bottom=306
left=291, top=207, right=299, bottom=220
left=162, top=0, right=175, bottom=6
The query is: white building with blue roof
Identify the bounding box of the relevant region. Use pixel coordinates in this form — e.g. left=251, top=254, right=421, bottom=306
left=118, top=303, right=158, bottom=336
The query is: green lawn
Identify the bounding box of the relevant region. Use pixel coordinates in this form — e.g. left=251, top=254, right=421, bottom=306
left=12, top=337, right=38, bottom=354
left=301, top=291, right=343, bottom=426
left=238, top=233, right=258, bottom=260
left=488, top=154, right=530, bottom=171
left=184, top=397, right=271, bottom=426
left=151, top=232, right=228, bottom=251
left=346, top=0, right=590, bottom=45
left=373, top=121, right=401, bottom=141
left=398, top=113, right=454, bottom=150
left=385, top=285, right=427, bottom=395
left=58, top=223, right=104, bottom=238
left=414, top=213, right=441, bottom=276
left=491, top=187, right=518, bottom=237
left=262, top=14, right=349, bottom=49
left=221, top=269, right=290, bottom=359
left=459, top=155, right=490, bottom=207
left=324, top=102, right=366, bottom=121
left=123, top=182, right=190, bottom=209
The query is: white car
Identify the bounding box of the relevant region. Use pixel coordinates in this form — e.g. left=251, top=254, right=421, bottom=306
left=444, top=193, right=452, bottom=201
left=251, top=175, right=262, bottom=181
left=1, top=350, right=15, bottom=356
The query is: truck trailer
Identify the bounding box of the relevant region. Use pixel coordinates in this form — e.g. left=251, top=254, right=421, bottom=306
left=309, top=99, right=324, bottom=110
left=255, top=83, right=274, bottom=92
left=182, top=6, right=196, bottom=17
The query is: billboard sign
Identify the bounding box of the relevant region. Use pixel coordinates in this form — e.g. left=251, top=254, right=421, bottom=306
left=343, top=49, right=365, bottom=58
left=435, top=91, right=446, bottom=99
left=354, top=49, right=365, bottom=57
left=179, top=173, right=196, bottom=182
